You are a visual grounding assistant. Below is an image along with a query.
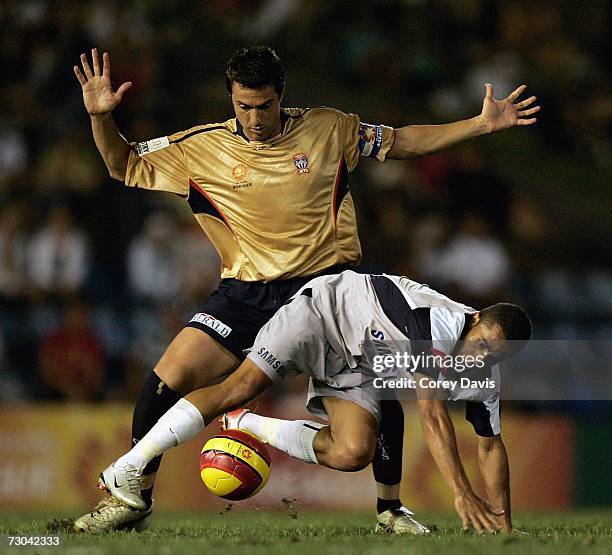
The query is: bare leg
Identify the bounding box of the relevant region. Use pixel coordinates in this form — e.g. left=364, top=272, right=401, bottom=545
left=154, top=328, right=240, bottom=393
left=312, top=397, right=379, bottom=471
left=239, top=396, right=379, bottom=472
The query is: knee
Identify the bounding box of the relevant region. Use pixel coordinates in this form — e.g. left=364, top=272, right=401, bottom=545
left=154, top=361, right=198, bottom=394
left=332, top=438, right=375, bottom=472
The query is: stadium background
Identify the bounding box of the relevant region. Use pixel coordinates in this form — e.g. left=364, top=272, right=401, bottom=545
left=0, top=1, right=610, bottom=514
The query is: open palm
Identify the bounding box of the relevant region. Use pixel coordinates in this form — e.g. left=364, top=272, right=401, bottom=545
left=480, top=84, right=540, bottom=134
left=74, top=49, right=132, bottom=116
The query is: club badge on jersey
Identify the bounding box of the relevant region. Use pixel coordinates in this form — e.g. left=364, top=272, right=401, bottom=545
left=358, top=122, right=383, bottom=158
left=293, top=153, right=310, bottom=174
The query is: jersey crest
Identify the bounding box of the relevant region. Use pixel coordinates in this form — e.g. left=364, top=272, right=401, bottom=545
left=293, top=153, right=310, bottom=174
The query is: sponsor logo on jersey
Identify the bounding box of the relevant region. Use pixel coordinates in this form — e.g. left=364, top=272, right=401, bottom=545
left=293, top=153, right=310, bottom=174
left=189, top=312, right=232, bottom=338
left=256, top=347, right=288, bottom=378
left=358, top=123, right=383, bottom=158
left=135, top=136, right=170, bottom=155
left=231, top=162, right=249, bottom=181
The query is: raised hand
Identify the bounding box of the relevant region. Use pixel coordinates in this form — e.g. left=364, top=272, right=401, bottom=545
left=74, top=48, right=132, bottom=116
left=454, top=489, right=504, bottom=533
left=478, top=84, right=540, bottom=134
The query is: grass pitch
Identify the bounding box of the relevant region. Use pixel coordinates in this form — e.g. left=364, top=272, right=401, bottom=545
left=1, top=509, right=610, bottom=555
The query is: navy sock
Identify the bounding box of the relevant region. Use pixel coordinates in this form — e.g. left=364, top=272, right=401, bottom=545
left=131, top=371, right=181, bottom=483
left=373, top=398, right=404, bottom=486
left=377, top=498, right=402, bottom=514
left=141, top=487, right=154, bottom=507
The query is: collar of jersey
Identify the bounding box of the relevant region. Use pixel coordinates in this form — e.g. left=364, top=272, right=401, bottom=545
left=233, top=111, right=289, bottom=144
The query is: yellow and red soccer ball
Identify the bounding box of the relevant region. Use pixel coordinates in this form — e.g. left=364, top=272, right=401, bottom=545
left=200, top=429, right=271, bottom=500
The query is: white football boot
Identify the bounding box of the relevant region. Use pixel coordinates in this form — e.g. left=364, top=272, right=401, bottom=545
left=221, top=408, right=251, bottom=430
left=375, top=506, right=431, bottom=535
left=74, top=497, right=153, bottom=533
left=98, top=462, right=147, bottom=511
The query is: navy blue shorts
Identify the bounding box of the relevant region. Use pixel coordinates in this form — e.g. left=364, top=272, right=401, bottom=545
left=185, top=264, right=350, bottom=360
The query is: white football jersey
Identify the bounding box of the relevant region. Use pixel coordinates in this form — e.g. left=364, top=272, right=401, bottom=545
left=297, top=271, right=502, bottom=435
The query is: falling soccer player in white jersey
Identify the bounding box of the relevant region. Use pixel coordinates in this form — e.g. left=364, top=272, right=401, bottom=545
left=97, top=271, right=531, bottom=533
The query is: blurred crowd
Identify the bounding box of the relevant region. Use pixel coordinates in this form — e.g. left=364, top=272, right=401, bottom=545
left=1, top=1, right=610, bottom=403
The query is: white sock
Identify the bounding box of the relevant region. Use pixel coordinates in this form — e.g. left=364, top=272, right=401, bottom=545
left=118, top=398, right=204, bottom=471
left=240, top=413, right=324, bottom=464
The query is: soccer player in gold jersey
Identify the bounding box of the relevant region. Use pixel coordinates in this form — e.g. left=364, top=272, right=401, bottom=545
left=72, top=46, right=539, bottom=533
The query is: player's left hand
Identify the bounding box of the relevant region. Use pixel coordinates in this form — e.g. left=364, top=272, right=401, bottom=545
left=478, top=84, right=540, bottom=134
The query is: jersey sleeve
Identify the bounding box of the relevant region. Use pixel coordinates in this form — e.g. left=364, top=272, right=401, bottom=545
left=337, top=111, right=395, bottom=170
left=429, top=306, right=466, bottom=358
left=124, top=133, right=190, bottom=196
left=465, top=395, right=501, bottom=436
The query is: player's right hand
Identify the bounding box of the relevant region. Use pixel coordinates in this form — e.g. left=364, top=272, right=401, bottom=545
left=454, top=489, right=504, bottom=534
left=74, top=48, right=132, bottom=116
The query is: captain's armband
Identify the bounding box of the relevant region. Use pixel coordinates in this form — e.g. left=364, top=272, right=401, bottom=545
left=358, top=122, right=384, bottom=158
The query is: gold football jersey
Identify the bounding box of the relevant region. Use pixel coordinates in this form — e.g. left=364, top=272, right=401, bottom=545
left=125, top=107, right=395, bottom=282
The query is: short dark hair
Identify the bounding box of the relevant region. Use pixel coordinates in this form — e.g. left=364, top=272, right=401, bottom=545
left=480, top=303, right=533, bottom=342
left=225, top=46, right=285, bottom=97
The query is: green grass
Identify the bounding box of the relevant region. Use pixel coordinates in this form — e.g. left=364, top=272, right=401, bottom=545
left=1, top=509, right=610, bottom=555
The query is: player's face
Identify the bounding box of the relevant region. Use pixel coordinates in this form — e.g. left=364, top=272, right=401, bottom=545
left=231, top=83, right=282, bottom=142
left=455, top=316, right=512, bottom=366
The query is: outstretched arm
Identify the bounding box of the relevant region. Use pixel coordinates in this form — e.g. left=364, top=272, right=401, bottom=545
left=478, top=435, right=512, bottom=532
left=414, top=374, right=503, bottom=532
left=388, top=84, right=540, bottom=159
left=74, top=48, right=133, bottom=180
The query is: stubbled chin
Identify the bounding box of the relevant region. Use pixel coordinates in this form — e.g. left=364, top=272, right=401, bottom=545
left=248, top=131, right=270, bottom=141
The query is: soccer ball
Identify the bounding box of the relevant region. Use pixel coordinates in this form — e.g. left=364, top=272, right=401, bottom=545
left=200, top=429, right=271, bottom=500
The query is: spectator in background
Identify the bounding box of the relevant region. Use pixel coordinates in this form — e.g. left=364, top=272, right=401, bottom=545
left=0, top=201, right=29, bottom=307
left=38, top=297, right=105, bottom=401
left=412, top=211, right=451, bottom=281
left=0, top=119, right=28, bottom=188
left=123, top=303, right=185, bottom=401
left=126, top=211, right=181, bottom=305
left=126, top=211, right=185, bottom=396
left=425, top=212, right=511, bottom=306
left=35, top=132, right=103, bottom=194
left=27, top=205, right=91, bottom=298
left=0, top=201, right=32, bottom=385
left=444, top=144, right=511, bottom=232
left=176, top=219, right=220, bottom=305
left=124, top=216, right=220, bottom=398
left=26, top=204, right=91, bottom=339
